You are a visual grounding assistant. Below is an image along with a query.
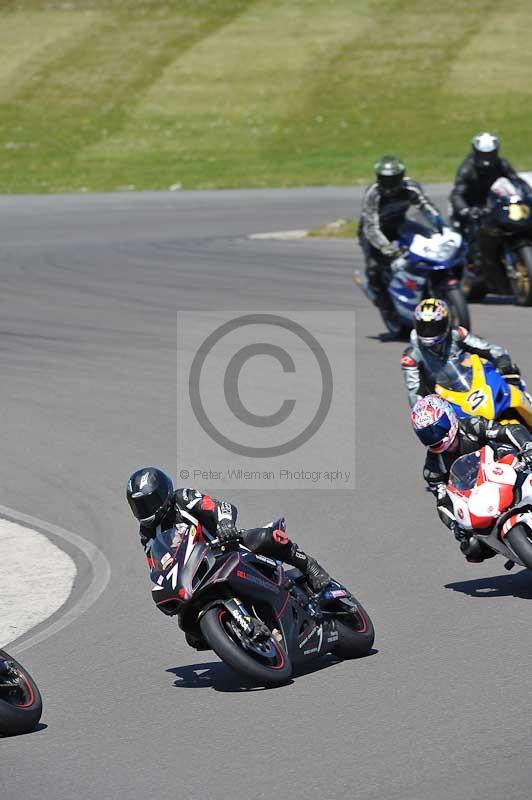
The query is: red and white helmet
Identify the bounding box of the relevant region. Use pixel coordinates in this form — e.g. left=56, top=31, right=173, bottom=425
left=411, top=394, right=459, bottom=453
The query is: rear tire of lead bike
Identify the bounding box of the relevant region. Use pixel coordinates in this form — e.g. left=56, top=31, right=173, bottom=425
left=445, top=286, right=471, bottom=329
left=199, top=606, right=292, bottom=686
left=462, top=276, right=487, bottom=303
left=506, top=524, right=532, bottom=570
left=0, top=650, right=42, bottom=736
left=512, top=246, right=532, bottom=306
left=381, top=310, right=409, bottom=340
left=333, top=597, right=375, bottom=659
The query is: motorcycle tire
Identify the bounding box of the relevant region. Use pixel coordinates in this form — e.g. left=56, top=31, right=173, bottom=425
left=381, top=310, right=409, bottom=340
left=445, top=286, right=471, bottom=329
left=462, top=275, right=487, bottom=303
left=0, top=650, right=42, bottom=736
left=506, top=524, right=532, bottom=570
left=333, top=597, right=375, bottom=659
left=512, top=246, right=532, bottom=306
left=200, top=606, right=292, bottom=686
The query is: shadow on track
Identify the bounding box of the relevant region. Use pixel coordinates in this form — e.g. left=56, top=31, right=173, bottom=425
left=476, top=296, right=516, bottom=305
left=445, top=568, right=532, bottom=599
left=366, top=333, right=407, bottom=343
left=166, top=651, right=378, bottom=692
left=0, top=722, right=47, bottom=738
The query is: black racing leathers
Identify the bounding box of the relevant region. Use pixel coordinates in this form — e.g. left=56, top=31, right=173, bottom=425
left=423, top=419, right=532, bottom=530
left=450, top=155, right=526, bottom=290
left=401, top=327, right=509, bottom=408
left=360, top=178, right=441, bottom=254
left=139, top=488, right=330, bottom=602
left=358, top=178, right=442, bottom=306
left=450, top=154, right=523, bottom=220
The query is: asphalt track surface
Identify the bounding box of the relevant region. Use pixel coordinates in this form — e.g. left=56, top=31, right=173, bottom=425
left=1, top=187, right=531, bottom=800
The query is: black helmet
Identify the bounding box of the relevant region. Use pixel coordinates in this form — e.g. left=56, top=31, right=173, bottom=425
left=375, top=155, right=405, bottom=196
left=414, top=298, right=451, bottom=348
left=472, top=132, right=499, bottom=171
left=126, top=467, right=174, bottom=524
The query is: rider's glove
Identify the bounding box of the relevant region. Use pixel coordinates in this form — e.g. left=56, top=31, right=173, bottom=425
left=469, top=206, right=484, bottom=222
left=494, top=354, right=513, bottom=375
left=519, top=442, right=532, bottom=470
left=382, top=242, right=402, bottom=259
left=390, top=256, right=408, bottom=273
left=495, top=354, right=520, bottom=377
left=450, top=521, right=467, bottom=542
left=433, top=215, right=445, bottom=234
left=217, top=519, right=241, bottom=545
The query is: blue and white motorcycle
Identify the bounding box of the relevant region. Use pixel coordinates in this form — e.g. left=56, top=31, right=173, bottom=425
left=355, top=223, right=470, bottom=337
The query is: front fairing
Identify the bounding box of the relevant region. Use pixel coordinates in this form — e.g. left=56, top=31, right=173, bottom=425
left=489, top=194, right=532, bottom=232
left=150, top=526, right=214, bottom=614
left=388, top=270, right=425, bottom=319
left=435, top=353, right=510, bottom=420
left=404, top=230, right=464, bottom=272
left=447, top=449, right=517, bottom=530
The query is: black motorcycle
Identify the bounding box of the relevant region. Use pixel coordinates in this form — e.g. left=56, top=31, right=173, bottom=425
left=0, top=650, right=42, bottom=736
left=149, top=526, right=375, bottom=686
left=462, top=178, right=532, bottom=305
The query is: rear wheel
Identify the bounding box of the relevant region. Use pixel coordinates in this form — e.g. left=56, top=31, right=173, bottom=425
left=0, top=650, right=42, bottom=736
left=506, top=524, right=532, bottom=570
left=462, top=273, right=487, bottom=303
left=512, top=246, right=532, bottom=306
left=445, top=286, right=471, bottom=329
left=333, top=597, right=375, bottom=659
left=381, top=309, right=410, bottom=339
left=200, top=606, right=292, bottom=685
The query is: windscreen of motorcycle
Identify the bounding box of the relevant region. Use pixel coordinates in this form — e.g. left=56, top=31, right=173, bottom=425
left=449, top=452, right=481, bottom=489
left=448, top=451, right=516, bottom=529
left=409, top=231, right=461, bottom=263
left=436, top=354, right=474, bottom=393
left=150, top=525, right=187, bottom=571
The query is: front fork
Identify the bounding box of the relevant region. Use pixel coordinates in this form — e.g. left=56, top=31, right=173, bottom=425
left=502, top=246, right=518, bottom=280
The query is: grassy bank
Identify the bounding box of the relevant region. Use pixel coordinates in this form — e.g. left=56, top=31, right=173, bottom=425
left=1, top=0, right=531, bottom=193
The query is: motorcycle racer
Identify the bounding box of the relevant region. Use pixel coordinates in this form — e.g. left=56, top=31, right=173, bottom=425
left=450, top=133, right=528, bottom=291
left=411, top=394, right=532, bottom=562
left=358, top=155, right=444, bottom=315
left=401, top=298, right=520, bottom=408
left=450, top=133, right=523, bottom=229
left=126, top=467, right=332, bottom=602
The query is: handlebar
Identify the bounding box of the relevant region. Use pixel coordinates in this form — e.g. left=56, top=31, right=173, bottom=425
left=208, top=530, right=244, bottom=550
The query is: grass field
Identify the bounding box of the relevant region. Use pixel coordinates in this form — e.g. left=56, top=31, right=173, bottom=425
left=1, top=0, right=531, bottom=193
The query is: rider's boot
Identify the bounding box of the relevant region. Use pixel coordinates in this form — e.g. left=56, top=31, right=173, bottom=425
left=289, top=546, right=332, bottom=593
left=460, top=535, right=496, bottom=563
left=241, top=522, right=332, bottom=593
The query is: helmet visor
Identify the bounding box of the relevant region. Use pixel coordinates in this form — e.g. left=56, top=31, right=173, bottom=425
left=127, top=486, right=168, bottom=521
left=416, top=415, right=453, bottom=447
left=474, top=150, right=498, bottom=169
left=416, top=317, right=449, bottom=344
left=378, top=173, right=403, bottom=194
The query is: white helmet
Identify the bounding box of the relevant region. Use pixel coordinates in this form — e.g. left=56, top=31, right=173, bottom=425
left=472, top=132, right=499, bottom=170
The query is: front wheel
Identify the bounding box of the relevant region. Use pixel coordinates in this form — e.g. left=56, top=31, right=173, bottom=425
left=0, top=650, right=42, bottom=736
left=199, top=606, right=292, bottom=685
left=512, top=246, right=532, bottom=306
left=333, top=597, right=375, bottom=659
left=444, top=286, right=471, bottom=329
left=506, top=524, right=532, bottom=570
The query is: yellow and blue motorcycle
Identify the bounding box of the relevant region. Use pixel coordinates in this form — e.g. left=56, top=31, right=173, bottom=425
left=434, top=352, right=532, bottom=429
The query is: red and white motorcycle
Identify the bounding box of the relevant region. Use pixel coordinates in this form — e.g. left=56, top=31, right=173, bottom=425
left=446, top=446, right=532, bottom=569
